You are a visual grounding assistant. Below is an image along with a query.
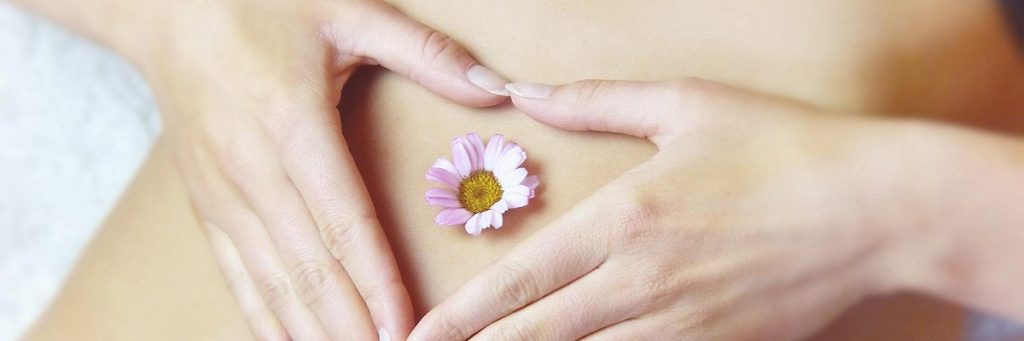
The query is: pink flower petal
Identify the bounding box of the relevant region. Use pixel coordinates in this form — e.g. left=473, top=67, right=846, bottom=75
left=426, top=167, right=460, bottom=189
left=426, top=188, right=457, bottom=200
left=523, top=175, right=540, bottom=198
left=523, top=175, right=540, bottom=190
left=432, top=158, right=457, bottom=174
left=498, top=168, right=527, bottom=189
left=435, top=208, right=472, bottom=226
left=426, top=188, right=462, bottom=208
left=484, top=134, right=504, bottom=170
left=467, top=133, right=486, bottom=171
left=491, top=210, right=504, bottom=229
left=452, top=141, right=472, bottom=177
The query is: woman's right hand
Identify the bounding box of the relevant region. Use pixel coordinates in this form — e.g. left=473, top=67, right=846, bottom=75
left=123, top=0, right=510, bottom=339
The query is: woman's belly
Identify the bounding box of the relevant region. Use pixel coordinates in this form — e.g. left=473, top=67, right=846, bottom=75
left=343, top=0, right=1022, bottom=311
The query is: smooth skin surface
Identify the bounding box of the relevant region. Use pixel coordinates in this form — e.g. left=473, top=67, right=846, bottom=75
left=17, top=0, right=1024, bottom=339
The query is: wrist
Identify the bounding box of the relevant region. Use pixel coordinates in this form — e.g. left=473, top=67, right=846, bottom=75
left=822, top=118, right=954, bottom=297
left=9, top=0, right=161, bottom=63
left=899, top=123, right=1024, bottom=306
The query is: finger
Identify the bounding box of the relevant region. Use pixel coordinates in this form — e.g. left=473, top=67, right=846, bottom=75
left=506, top=79, right=690, bottom=147
left=222, top=138, right=377, bottom=340
left=334, top=2, right=510, bottom=106
left=203, top=222, right=289, bottom=341
left=408, top=196, right=616, bottom=341
left=580, top=317, right=668, bottom=341
left=179, top=143, right=328, bottom=340
left=201, top=203, right=330, bottom=340
left=276, top=109, right=414, bottom=339
left=470, top=266, right=640, bottom=341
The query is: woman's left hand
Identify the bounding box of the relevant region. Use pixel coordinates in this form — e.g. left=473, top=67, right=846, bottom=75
left=410, top=78, right=946, bottom=340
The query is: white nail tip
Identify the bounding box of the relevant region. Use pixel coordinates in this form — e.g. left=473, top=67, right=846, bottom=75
left=378, top=328, right=391, bottom=341
left=505, top=82, right=553, bottom=99
left=467, top=64, right=511, bottom=97
left=487, top=87, right=511, bottom=96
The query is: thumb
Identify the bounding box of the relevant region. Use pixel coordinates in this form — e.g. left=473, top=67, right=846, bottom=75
left=344, top=5, right=509, bottom=107
left=506, top=79, right=687, bottom=146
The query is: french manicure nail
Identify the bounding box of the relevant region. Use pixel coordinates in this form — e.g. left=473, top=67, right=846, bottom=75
left=378, top=328, right=391, bottom=341
left=466, top=64, right=511, bottom=96
left=505, top=82, right=553, bottom=99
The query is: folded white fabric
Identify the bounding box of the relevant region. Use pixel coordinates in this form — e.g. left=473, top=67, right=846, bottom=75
left=0, top=3, right=159, bottom=339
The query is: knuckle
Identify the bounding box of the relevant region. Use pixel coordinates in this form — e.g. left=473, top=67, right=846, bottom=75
left=490, top=263, right=539, bottom=309
left=569, top=79, right=616, bottom=107
left=636, top=265, right=679, bottom=310
left=255, top=273, right=294, bottom=313
left=290, top=261, right=336, bottom=309
left=212, top=139, right=257, bottom=180
left=608, top=189, right=661, bottom=244
left=319, top=212, right=377, bottom=263
left=489, top=320, right=544, bottom=341
left=428, top=310, right=475, bottom=341
left=358, top=270, right=403, bottom=305
left=563, top=79, right=620, bottom=129
left=417, top=30, right=461, bottom=69
left=667, top=77, right=719, bottom=110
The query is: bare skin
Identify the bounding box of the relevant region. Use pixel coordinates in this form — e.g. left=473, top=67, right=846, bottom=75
left=17, top=0, right=1024, bottom=339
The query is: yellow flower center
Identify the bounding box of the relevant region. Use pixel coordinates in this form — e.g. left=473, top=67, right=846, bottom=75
left=458, top=171, right=503, bottom=213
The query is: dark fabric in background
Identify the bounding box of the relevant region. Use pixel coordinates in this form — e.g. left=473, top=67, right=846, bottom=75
left=1000, top=0, right=1024, bottom=49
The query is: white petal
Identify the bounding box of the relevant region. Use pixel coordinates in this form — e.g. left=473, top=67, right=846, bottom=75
left=506, top=184, right=531, bottom=197
left=504, top=192, right=529, bottom=208
left=494, top=151, right=526, bottom=175
left=478, top=211, right=492, bottom=231
left=483, top=134, right=504, bottom=170
left=491, top=199, right=509, bottom=214
left=465, top=214, right=481, bottom=235
left=432, top=159, right=457, bottom=174
left=500, top=142, right=521, bottom=157
left=499, top=168, right=527, bottom=189
left=491, top=210, right=504, bottom=229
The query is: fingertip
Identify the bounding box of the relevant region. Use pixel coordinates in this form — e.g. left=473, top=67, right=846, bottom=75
left=374, top=290, right=416, bottom=341
left=509, top=91, right=581, bottom=131
left=466, top=64, right=511, bottom=97
left=421, top=63, right=509, bottom=108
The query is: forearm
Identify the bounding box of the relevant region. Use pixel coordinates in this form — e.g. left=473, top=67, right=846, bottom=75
left=904, top=122, right=1024, bottom=320
left=9, top=0, right=160, bottom=62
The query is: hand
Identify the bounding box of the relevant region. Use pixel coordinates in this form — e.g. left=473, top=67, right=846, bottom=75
left=411, top=79, right=944, bottom=340
left=129, top=0, right=510, bottom=339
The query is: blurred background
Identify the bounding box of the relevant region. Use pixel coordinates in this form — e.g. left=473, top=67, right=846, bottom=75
left=1, top=1, right=1022, bottom=340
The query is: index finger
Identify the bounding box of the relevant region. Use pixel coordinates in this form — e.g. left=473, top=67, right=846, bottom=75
left=408, top=196, right=615, bottom=341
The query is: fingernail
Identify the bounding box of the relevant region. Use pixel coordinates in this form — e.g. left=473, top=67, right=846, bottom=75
left=466, top=64, right=510, bottom=96
left=505, top=82, right=553, bottom=99
left=378, top=328, right=391, bottom=341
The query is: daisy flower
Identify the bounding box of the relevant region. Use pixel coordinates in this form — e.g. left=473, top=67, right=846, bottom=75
left=425, top=133, right=540, bottom=236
